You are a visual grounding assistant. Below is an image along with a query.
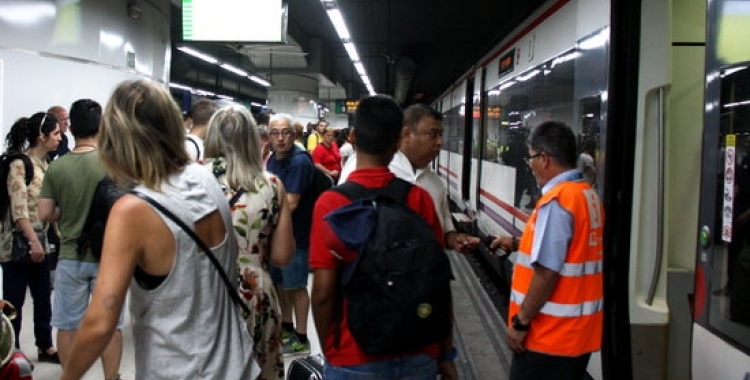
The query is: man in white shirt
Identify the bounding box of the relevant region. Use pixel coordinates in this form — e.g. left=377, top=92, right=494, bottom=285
left=340, top=104, right=479, bottom=253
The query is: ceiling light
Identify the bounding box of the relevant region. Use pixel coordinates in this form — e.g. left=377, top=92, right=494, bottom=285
left=326, top=9, right=350, bottom=40
left=249, top=75, right=271, bottom=87
left=177, top=46, right=218, bottom=64
left=169, top=82, right=193, bottom=91
left=220, top=63, right=248, bottom=77
left=344, top=42, right=360, bottom=61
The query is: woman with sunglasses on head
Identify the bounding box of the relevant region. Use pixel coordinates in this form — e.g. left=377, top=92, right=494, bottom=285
left=59, top=80, right=260, bottom=380
left=1, top=112, right=61, bottom=364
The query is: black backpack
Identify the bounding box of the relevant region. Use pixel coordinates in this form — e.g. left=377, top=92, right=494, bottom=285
left=76, top=177, right=126, bottom=260
left=324, top=178, right=453, bottom=355
left=0, top=153, right=34, bottom=217
left=295, top=150, right=333, bottom=200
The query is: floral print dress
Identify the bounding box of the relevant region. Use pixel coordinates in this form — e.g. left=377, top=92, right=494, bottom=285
left=206, top=158, right=284, bottom=380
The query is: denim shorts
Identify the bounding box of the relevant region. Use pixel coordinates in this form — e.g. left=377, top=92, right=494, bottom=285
left=51, top=259, right=125, bottom=330
left=323, top=354, right=437, bottom=380
left=270, top=248, right=309, bottom=289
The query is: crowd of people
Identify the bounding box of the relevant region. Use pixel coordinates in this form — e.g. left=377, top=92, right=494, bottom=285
left=0, top=79, right=604, bottom=380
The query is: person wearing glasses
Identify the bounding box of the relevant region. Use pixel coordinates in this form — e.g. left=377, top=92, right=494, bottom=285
left=1, top=111, right=61, bottom=364
left=266, top=113, right=316, bottom=356
left=487, top=121, right=604, bottom=380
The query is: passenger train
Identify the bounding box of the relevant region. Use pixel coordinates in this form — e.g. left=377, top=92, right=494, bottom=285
left=433, top=0, right=750, bottom=378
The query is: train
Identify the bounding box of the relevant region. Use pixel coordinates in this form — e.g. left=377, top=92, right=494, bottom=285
left=432, top=0, right=750, bottom=378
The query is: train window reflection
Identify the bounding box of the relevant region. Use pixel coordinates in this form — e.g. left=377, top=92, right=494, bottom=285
left=711, top=62, right=750, bottom=348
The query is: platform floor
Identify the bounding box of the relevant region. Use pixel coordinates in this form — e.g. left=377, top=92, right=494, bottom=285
left=15, top=252, right=511, bottom=379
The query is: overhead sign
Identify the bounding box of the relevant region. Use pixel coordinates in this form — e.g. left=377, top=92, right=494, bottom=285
left=335, top=99, right=359, bottom=114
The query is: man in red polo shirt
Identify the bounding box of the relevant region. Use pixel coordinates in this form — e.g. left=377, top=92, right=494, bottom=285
left=310, top=95, right=456, bottom=380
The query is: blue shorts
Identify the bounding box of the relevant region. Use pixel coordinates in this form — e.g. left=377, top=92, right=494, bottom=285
left=270, top=248, right=309, bottom=289
left=323, top=354, right=437, bottom=380
left=51, top=259, right=125, bottom=330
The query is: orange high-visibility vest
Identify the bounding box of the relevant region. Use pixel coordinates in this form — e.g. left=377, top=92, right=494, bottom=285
left=508, top=179, right=604, bottom=356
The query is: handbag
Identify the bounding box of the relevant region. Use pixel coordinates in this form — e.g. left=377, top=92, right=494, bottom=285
left=11, top=230, right=46, bottom=262
left=130, top=191, right=251, bottom=316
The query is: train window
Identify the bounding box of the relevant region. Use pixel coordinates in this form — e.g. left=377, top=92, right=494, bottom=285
left=481, top=34, right=608, bottom=214
left=709, top=62, right=750, bottom=348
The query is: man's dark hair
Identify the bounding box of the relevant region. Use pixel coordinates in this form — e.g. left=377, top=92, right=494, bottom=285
left=69, top=99, right=102, bottom=138
left=256, top=110, right=273, bottom=126
left=403, top=104, right=442, bottom=131
left=528, top=121, right=578, bottom=168
left=190, top=98, right=218, bottom=126
left=354, top=95, right=403, bottom=156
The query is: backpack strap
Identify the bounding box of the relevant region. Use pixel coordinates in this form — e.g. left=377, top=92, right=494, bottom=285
left=10, top=154, right=34, bottom=186
left=332, top=177, right=412, bottom=204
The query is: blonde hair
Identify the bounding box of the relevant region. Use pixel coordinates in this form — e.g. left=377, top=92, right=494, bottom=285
left=99, top=80, right=189, bottom=190
left=204, top=105, right=268, bottom=191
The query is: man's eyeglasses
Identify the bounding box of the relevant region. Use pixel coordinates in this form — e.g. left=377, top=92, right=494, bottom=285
left=524, top=152, right=543, bottom=165
left=269, top=129, right=293, bottom=138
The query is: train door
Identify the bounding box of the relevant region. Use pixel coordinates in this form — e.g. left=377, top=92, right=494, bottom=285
left=693, top=0, right=750, bottom=378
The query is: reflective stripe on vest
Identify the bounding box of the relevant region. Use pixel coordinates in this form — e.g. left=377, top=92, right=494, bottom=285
left=508, top=179, right=604, bottom=356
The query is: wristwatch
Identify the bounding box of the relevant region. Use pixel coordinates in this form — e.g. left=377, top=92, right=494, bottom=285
left=512, top=314, right=530, bottom=331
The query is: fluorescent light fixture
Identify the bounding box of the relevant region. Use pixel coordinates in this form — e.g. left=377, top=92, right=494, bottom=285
left=326, top=9, right=350, bottom=40
left=249, top=75, right=271, bottom=87
left=354, top=62, right=366, bottom=76
left=216, top=94, right=234, bottom=101
left=344, top=42, right=360, bottom=61
left=194, top=89, right=216, bottom=96
left=177, top=46, right=219, bottom=64
left=321, top=0, right=375, bottom=94
left=250, top=102, right=265, bottom=107
left=220, top=63, right=248, bottom=77
left=169, top=82, right=193, bottom=91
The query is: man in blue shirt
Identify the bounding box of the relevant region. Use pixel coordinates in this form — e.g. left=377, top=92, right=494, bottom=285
left=266, top=113, right=316, bottom=355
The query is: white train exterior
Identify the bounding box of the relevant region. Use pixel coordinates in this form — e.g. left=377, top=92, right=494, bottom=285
left=433, top=0, right=750, bottom=379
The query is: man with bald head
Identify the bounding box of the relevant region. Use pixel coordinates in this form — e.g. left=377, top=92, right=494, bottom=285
left=47, top=105, right=71, bottom=161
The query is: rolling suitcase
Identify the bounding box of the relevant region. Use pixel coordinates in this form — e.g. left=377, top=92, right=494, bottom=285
left=287, top=354, right=325, bottom=380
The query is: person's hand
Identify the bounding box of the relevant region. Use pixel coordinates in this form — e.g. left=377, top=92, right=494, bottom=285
left=451, top=233, right=480, bottom=254
left=30, top=240, right=45, bottom=263
left=437, top=359, right=458, bottom=380
left=330, top=169, right=340, bottom=178
left=487, top=235, right=515, bottom=252
left=506, top=327, right=528, bottom=353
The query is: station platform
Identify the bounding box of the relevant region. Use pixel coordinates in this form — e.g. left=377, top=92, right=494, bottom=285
left=15, top=252, right=511, bottom=379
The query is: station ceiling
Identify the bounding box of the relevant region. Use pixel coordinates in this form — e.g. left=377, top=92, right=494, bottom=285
left=170, top=0, right=549, bottom=106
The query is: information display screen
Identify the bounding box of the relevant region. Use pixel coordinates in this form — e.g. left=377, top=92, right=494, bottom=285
left=182, top=0, right=287, bottom=43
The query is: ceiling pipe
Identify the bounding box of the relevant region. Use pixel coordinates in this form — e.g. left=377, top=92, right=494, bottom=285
left=393, top=57, right=416, bottom=105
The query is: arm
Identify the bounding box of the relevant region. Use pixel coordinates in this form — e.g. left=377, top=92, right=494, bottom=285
left=8, top=161, right=45, bottom=262
left=506, top=265, right=559, bottom=353
left=38, top=198, right=60, bottom=222
left=314, top=162, right=337, bottom=178
left=286, top=192, right=301, bottom=213
left=311, top=268, right=339, bottom=351
left=445, top=231, right=481, bottom=254
left=59, top=197, right=144, bottom=380
left=268, top=180, right=295, bottom=267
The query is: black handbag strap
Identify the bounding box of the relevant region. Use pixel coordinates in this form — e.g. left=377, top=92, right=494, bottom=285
left=130, top=191, right=250, bottom=315
left=228, top=189, right=246, bottom=207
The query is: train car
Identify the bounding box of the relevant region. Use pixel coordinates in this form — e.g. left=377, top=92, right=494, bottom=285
left=434, top=0, right=750, bottom=378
